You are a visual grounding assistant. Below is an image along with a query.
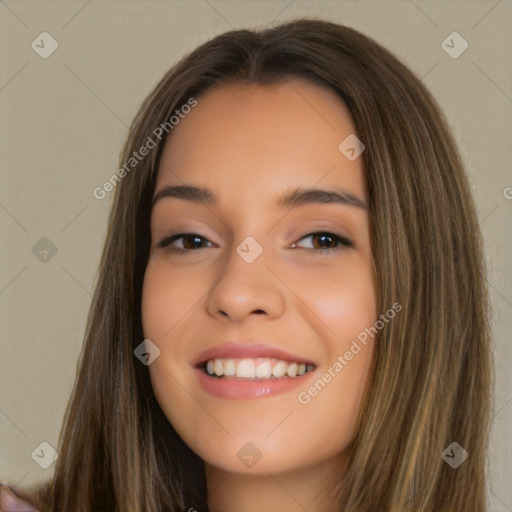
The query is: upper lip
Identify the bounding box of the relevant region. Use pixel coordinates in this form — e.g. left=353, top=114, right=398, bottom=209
left=192, top=342, right=317, bottom=367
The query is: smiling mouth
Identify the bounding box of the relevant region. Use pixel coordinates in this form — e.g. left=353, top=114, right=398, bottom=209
left=199, top=357, right=316, bottom=380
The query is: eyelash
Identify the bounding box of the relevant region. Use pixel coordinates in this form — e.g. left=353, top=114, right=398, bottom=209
left=156, top=231, right=354, bottom=254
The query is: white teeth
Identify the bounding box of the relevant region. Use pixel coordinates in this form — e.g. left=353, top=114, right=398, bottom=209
left=236, top=359, right=256, bottom=378
left=204, top=357, right=314, bottom=379
left=272, top=361, right=287, bottom=378
left=256, top=361, right=272, bottom=379
left=286, top=362, right=298, bottom=377
left=214, top=359, right=224, bottom=376
left=223, top=358, right=236, bottom=376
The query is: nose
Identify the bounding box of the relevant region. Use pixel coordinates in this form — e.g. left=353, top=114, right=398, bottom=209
left=206, top=239, right=286, bottom=324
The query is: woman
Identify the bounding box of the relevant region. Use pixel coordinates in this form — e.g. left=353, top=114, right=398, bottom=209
left=1, top=18, right=492, bottom=512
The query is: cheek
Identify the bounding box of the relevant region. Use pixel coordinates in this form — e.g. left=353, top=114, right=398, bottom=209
left=288, top=268, right=376, bottom=456
left=141, top=264, right=205, bottom=439
left=303, top=260, right=377, bottom=344
left=141, top=261, right=202, bottom=340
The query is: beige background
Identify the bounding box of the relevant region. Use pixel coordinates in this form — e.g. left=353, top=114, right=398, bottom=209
left=1, top=0, right=511, bottom=509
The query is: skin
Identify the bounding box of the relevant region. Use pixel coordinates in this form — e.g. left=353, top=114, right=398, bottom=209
left=0, top=485, right=38, bottom=511
left=141, top=77, right=377, bottom=512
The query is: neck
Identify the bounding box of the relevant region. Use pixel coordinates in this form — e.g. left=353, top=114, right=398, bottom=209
left=205, top=453, right=346, bottom=512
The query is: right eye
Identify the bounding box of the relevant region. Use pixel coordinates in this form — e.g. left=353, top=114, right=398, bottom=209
left=156, top=233, right=214, bottom=254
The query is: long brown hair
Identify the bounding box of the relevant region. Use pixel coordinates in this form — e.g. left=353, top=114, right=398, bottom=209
left=12, top=18, right=492, bottom=511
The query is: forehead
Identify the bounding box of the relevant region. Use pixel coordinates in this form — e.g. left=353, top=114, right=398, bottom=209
left=156, top=78, right=365, bottom=202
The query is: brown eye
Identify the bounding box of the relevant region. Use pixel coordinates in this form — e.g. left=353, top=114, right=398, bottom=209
left=157, top=233, right=213, bottom=253
left=292, top=232, right=353, bottom=252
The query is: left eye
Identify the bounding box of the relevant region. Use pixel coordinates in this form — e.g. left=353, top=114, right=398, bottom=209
left=292, top=232, right=353, bottom=251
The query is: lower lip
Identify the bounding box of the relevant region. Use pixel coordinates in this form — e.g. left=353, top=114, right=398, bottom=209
left=194, top=367, right=315, bottom=398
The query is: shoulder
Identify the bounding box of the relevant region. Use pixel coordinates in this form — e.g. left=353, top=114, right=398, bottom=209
left=0, top=483, right=40, bottom=511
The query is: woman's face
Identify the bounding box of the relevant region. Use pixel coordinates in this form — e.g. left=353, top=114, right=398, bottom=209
left=142, top=77, right=377, bottom=477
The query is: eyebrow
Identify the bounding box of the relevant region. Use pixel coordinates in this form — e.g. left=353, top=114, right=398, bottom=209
left=152, top=184, right=368, bottom=210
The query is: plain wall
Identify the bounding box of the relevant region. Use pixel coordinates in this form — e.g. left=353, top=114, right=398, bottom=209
left=1, top=1, right=511, bottom=509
